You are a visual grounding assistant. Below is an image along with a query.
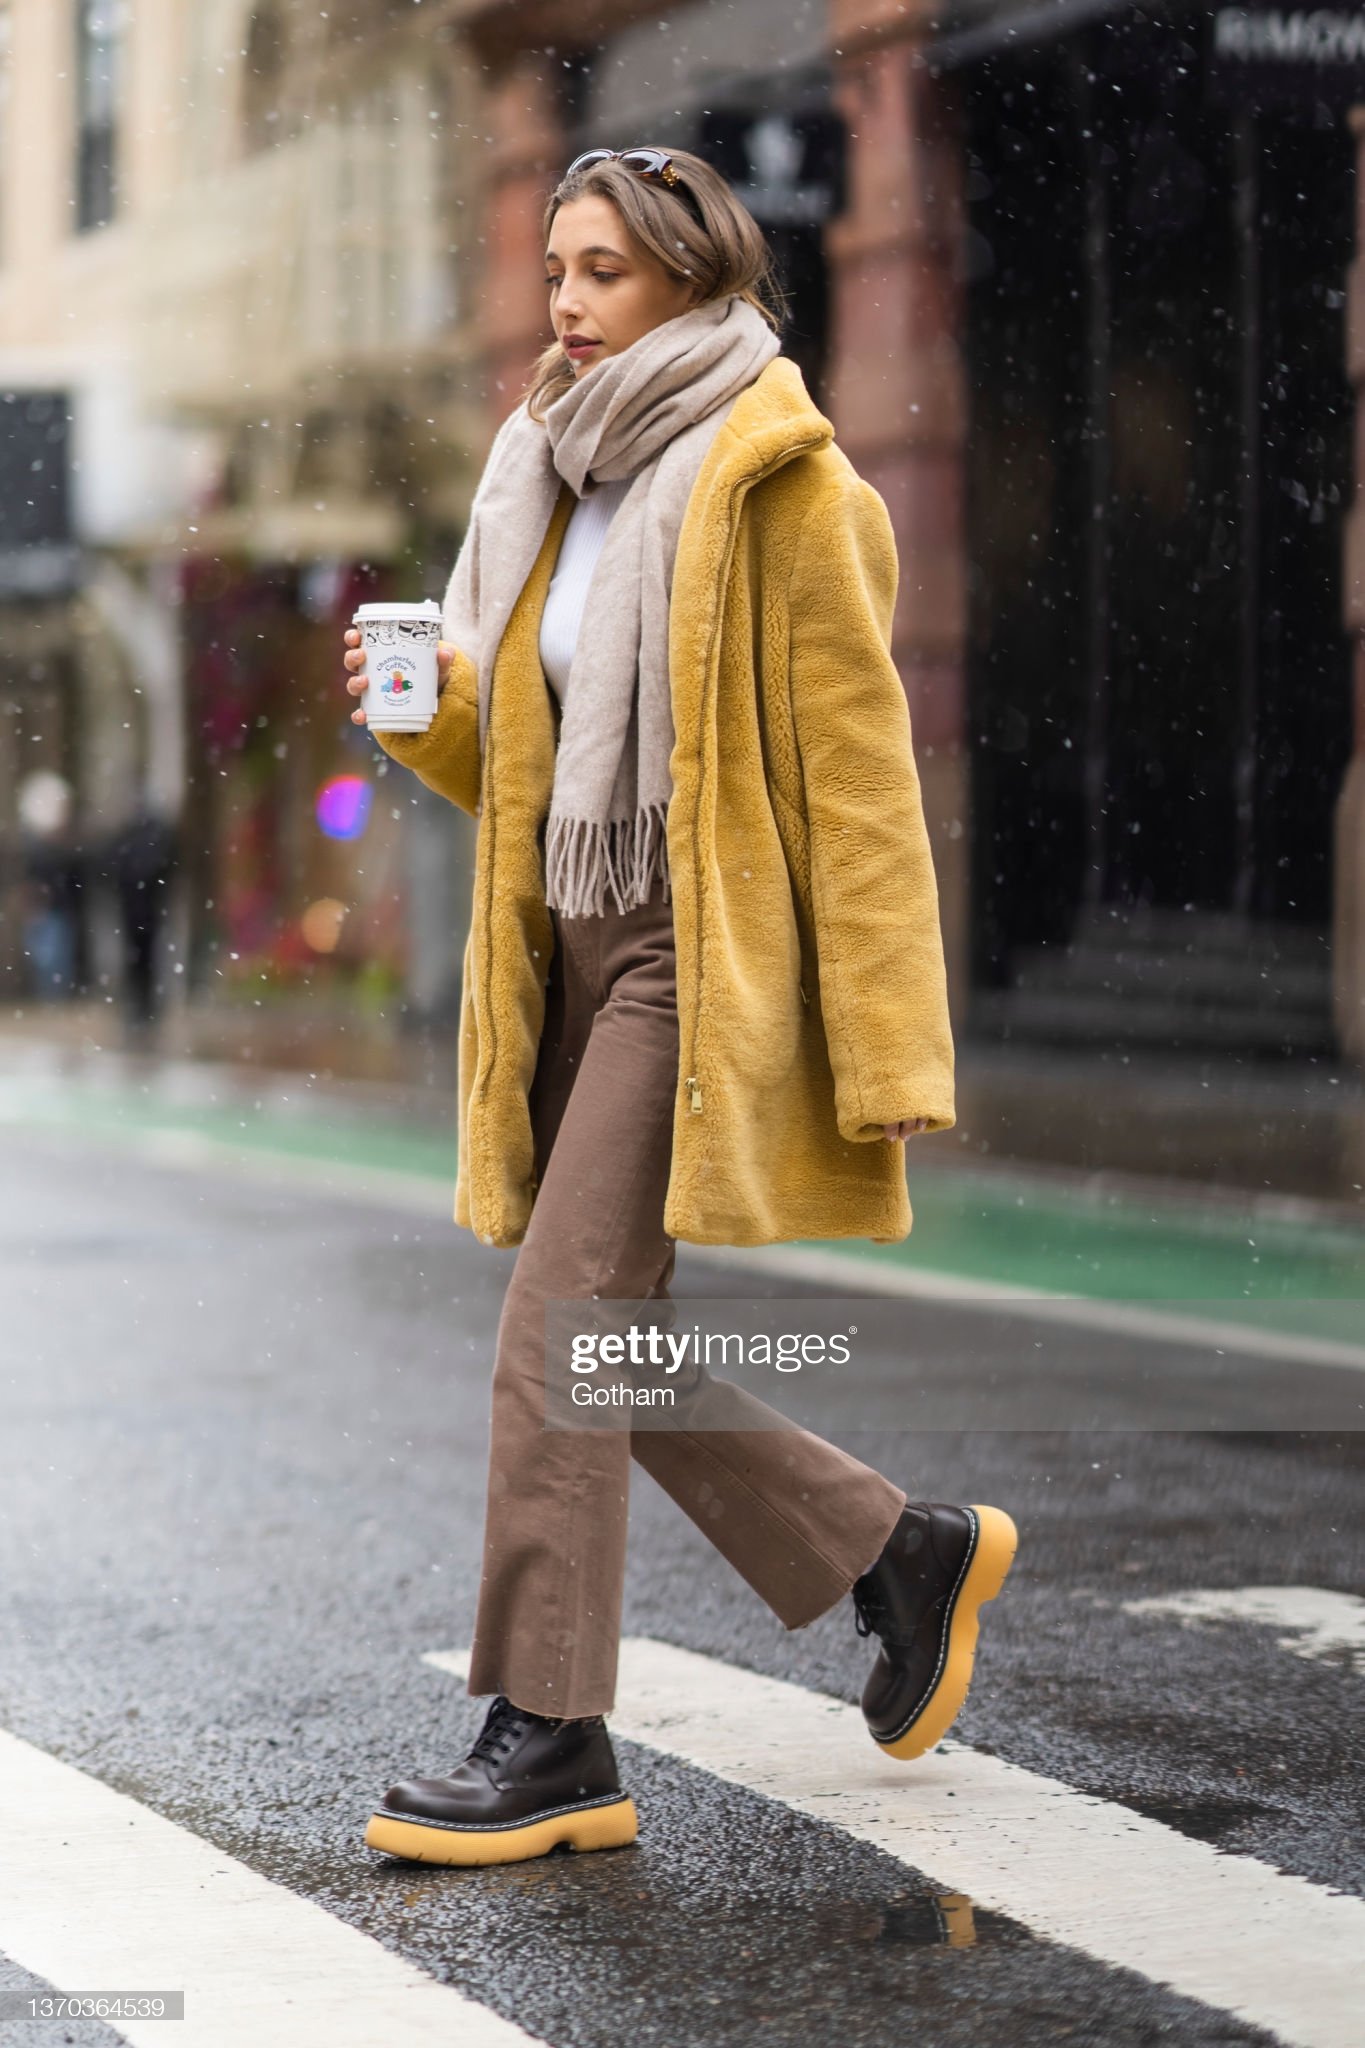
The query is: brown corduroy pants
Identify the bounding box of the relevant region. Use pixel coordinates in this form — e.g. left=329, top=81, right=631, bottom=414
left=465, top=874, right=908, bottom=1719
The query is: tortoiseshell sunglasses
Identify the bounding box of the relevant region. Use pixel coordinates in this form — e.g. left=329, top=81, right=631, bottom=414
left=564, top=147, right=703, bottom=221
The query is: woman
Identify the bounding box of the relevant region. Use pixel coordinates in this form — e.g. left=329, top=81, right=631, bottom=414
left=343, top=146, right=1016, bottom=1867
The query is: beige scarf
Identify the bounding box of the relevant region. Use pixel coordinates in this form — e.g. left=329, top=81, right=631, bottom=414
left=440, top=295, right=781, bottom=917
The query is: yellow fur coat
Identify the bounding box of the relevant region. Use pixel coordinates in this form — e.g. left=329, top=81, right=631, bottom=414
left=375, top=354, right=955, bottom=1247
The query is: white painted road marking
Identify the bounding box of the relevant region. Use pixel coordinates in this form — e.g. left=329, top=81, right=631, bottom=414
left=0, top=1726, right=546, bottom=2048
left=1119, top=1586, right=1365, bottom=1676
left=427, top=1639, right=1364, bottom=2048
left=8, top=1103, right=1365, bottom=1376
left=693, top=1241, right=1365, bottom=1375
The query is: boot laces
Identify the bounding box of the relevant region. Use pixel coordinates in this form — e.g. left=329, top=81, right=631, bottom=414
left=852, top=1577, right=890, bottom=1641
left=854, top=1572, right=947, bottom=1645
left=469, top=1695, right=536, bottom=1764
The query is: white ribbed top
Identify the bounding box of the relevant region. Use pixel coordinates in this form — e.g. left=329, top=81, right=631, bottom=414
left=538, top=476, right=632, bottom=706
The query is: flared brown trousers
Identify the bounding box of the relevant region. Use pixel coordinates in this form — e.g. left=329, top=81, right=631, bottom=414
left=465, top=873, right=908, bottom=1718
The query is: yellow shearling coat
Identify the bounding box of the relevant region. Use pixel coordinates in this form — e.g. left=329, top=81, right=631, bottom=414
left=375, top=354, right=955, bottom=1249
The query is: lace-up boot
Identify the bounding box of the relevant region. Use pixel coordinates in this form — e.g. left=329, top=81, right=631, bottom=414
left=853, top=1502, right=1017, bottom=1760
left=364, top=1694, right=638, bottom=1865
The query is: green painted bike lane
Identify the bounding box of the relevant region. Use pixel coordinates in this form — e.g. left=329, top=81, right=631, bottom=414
left=3, top=1068, right=1361, bottom=1349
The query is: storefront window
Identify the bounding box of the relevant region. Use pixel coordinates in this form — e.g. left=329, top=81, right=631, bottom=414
left=74, top=0, right=127, bottom=232
left=959, top=8, right=1354, bottom=1054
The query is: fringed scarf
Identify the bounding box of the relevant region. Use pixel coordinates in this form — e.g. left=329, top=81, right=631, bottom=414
left=440, top=294, right=781, bottom=916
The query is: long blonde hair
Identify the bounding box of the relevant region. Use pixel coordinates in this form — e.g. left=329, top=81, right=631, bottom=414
left=522, top=149, right=788, bottom=423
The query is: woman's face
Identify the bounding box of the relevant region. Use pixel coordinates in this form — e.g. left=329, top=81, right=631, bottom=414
left=545, top=193, right=699, bottom=375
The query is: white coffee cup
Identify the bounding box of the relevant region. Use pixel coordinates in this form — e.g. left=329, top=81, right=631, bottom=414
left=353, top=600, right=442, bottom=732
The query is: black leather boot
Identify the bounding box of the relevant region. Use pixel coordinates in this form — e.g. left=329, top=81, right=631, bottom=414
left=853, top=1501, right=1017, bottom=1760
left=364, top=1694, right=638, bottom=1865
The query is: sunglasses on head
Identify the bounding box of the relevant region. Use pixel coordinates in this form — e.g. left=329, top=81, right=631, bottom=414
left=564, top=147, right=702, bottom=221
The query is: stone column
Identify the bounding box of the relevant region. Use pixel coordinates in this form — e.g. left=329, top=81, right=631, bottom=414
left=1336, top=108, right=1365, bottom=1066
left=825, top=0, right=970, bottom=1022
left=482, top=53, right=564, bottom=422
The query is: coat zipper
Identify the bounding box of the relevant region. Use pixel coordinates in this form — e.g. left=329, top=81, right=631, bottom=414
left=682, top=430, right=829, bottom=1122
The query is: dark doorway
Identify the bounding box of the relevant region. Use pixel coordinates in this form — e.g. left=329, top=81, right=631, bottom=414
left=959, top=10, right=1354, bottom=1053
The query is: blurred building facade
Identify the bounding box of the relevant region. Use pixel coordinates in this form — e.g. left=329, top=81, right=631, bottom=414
left=452, top=0, right=1365, bottom=1084
left=0, top=0, right=1363, bottom=1126
left=0, top=0, right=485, bottom=1032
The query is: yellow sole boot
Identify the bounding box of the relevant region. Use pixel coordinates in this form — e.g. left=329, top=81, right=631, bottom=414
left=364, top=1792, right=639, bottom=1867
left=856, top=1502, right=1018, bottom=1761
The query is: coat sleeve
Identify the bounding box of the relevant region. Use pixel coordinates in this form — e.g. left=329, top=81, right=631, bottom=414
left=370, top=644, right=481, bottom=817
left=786, top=472, right=956, bottom=1142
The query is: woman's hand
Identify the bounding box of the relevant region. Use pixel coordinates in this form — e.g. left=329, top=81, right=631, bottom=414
left=343, top=628, right=455, bottom=726
left=883, top=1118, right=930, bottom=1141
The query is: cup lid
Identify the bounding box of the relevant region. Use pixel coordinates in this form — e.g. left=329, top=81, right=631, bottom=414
left=352, top=600, right=442, bottom=622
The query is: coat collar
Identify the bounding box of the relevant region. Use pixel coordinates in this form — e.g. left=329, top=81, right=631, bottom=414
left=668, top=354, right=831, bottom=720
left=699, top=352, right=834, bottom=496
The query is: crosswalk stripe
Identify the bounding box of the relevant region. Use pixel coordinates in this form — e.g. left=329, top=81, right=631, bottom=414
left=0, top=1725, right=546, bottom=2048
left=427, top=1640, right=1363, bottom=2048
left=1117, top=1586, right=1365, bottom=1676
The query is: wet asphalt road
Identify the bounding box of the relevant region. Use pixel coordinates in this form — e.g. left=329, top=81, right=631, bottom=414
left=0, top=1121, right=1361, bottom=2048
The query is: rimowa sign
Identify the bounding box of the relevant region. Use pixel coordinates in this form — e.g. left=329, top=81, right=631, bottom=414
left=1207, top=4, right=1365, bottom=108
